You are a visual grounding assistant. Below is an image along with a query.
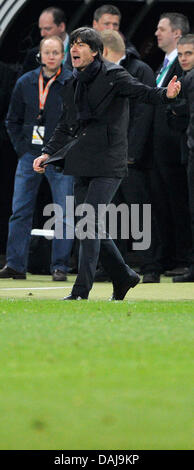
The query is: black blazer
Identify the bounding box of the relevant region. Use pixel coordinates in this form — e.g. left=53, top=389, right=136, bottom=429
left=166, top=74, right=189, bottom=166
left=43, top=60, right=171, bottom=178
left=121, top=49, right=156, bottom=168
left=153, top=56, right=183, bottom=167
left=183, top=68, right=194, bottom=157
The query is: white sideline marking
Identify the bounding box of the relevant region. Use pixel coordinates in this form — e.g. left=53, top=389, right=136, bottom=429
left=31, top=228, right=54, bottom=238
left=0, top=286, right=73, bottom=291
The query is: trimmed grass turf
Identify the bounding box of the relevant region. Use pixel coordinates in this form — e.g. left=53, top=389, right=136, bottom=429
left=0, top=292, right=193, bottom=449
left=0, top=273, right=193, bottom=300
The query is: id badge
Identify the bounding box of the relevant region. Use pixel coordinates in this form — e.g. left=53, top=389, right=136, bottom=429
left=32, top=126, right=45, bottom=145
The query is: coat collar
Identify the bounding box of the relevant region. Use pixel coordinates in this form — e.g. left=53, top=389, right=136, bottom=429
left=29, top=65, right=72, bottom=85
left=62, top=60, right=122, bottom=114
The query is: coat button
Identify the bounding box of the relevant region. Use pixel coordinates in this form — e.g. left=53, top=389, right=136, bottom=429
left=82, top=132, right=86, bottom=136
left=109, top=82, right=113, bottom=86
left=70, top=127, right=73, bottom=131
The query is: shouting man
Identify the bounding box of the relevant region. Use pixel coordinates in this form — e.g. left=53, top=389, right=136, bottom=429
left=33, top=27, right=180, bottom=301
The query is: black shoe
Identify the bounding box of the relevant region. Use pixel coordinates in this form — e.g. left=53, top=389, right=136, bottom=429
left=142, top=272, right=160, bottom=283
left=0, top=265, right=26, bottom=279
left=62, top=294, right=87, bottom=300
left=94, top=267, right=111, bottom=282
left=173, top=272, right=194, bottom=282
left=110, top=272, right=140, bottom=301
left=164, top=267, right=189, bottom=277
left=52, top=269, right=67, bottom=281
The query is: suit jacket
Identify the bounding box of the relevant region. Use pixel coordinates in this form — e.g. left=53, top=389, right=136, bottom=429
left=43, top=59, right=171, bottom=178
left=166, top=75, right=189, bottom=165
left=153, top=56, right=183, bottom=167
left=121, top=48, right=155, bottom=168
left=183, top=68, right=194, bottom=157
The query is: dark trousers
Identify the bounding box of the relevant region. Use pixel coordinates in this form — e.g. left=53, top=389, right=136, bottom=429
left=72, top=176, right=135, bottom=298
left=187, top=156, right=194, bottom=266
left=149, top=165, right=192, bottom=271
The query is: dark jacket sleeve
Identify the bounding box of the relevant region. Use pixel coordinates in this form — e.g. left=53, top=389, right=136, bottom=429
left=5, top=79, right=25, bottom=155
left=166, top=99, right=189, bottom=133
left=115, top=67, right=172, bottom=105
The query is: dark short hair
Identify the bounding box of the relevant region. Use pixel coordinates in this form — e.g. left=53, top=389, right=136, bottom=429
left=93, top=4, right=121, bottom=23
left=40, top=7, right=66, bottom=26
left=160, top=12, right=190, bottom=35
left=70, top=27, right=104, bottom=57
left=177, top=34, right=194, bottom=47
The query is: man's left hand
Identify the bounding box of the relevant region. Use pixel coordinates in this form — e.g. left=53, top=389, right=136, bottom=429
left=167, top=75, right=181, bottom=99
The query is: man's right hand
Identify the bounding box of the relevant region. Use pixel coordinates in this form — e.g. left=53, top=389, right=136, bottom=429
left=33, top=154, right=49, bottom=173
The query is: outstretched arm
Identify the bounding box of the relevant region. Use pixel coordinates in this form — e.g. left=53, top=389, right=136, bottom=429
left=116, top=68, right=181, bottom=105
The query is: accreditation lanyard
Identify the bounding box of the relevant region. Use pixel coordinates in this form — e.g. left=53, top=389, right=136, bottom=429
left=156, top=58, right=176, bottom=86
left=38, top=67, right=61, bottom=113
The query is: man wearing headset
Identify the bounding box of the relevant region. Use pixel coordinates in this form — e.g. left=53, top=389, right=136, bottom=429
left=0, top=36, right=73, bottom=281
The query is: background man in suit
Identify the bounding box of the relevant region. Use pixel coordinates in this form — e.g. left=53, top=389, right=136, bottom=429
left=93, top=4, right=120, bottom=31
left=143, top=12, right=191, bottom=283
left=33, top=27, right=180, bottom=301
left=93, top=4, right=139, bottom=58
left=168, top=34, right=194, bottom=283
left=23, top=6, right=69, bottom=74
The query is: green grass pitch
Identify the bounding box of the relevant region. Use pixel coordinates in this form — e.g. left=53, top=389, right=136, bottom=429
left=0, top=274, right=193, bottom=450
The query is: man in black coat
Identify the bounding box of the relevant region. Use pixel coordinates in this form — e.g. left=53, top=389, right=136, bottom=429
left=145, top=12, right=191, bottom=282
left=33, top=27, right=180, bottom=301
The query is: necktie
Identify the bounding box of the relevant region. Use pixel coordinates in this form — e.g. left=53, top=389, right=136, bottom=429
left=156, top=57, right=171, bottom=86
left=162, top=57, right=169, bottom=71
